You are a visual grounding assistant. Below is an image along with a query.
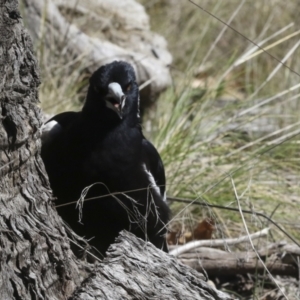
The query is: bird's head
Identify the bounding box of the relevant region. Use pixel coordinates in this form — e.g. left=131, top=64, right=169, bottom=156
left=84, top=61, right=139, bottom=120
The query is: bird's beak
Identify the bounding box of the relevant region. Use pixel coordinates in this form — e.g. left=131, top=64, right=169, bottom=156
left=105, top=82, right=126, bottom=118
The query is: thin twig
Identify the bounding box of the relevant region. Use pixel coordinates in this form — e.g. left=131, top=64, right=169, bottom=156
left=68, top=238, right=102, bottom=263
left=231, top=177, right=288, bottom=300
left=170, top=227, right=269, bottom=257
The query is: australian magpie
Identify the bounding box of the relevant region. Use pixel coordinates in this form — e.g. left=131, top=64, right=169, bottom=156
left=41, top=61, right=170, bottom=256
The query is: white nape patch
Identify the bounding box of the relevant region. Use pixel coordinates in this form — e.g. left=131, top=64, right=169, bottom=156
left=163, top=191, right=167, bottom=202
left=142, top=163, right=161, bottom=197
left=41, top=120, right=62, bottom=144
left=137, top=96, right=140, bottom=118
left=121, top=96, right=126, bottom=110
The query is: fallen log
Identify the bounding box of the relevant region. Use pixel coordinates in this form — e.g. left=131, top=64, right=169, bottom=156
left=169, top=226, right=299, bottom=278
left=178, top=247, right=298, bottom=278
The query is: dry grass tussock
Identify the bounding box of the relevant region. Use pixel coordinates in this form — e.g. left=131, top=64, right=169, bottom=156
left=38, top=0, right=300, bottom=298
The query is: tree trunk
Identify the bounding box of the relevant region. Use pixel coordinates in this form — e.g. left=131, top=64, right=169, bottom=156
left=0, top=1, right=86, bottom=299
left=0, top=1, right=231, bottom=299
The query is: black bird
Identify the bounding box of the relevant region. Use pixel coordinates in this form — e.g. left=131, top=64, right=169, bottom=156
left=41, top=61, right=170, bottom=256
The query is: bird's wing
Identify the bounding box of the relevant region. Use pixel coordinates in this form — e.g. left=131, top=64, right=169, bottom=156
left=41, top=112, right=78, bottom=144
left=142, top=138, right=166, bottom=201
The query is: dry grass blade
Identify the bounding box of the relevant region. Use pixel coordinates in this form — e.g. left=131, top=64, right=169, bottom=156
left=231, top=177, right=288, bottom=300
left=240, top=28, right=300, bottom=64
left=250, top=39, right=300, bottom=99
left=199, top=0, right=246, bottom=68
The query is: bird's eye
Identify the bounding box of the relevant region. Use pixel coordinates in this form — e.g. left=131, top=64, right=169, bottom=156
left=125, top=82, right=132, bottom=92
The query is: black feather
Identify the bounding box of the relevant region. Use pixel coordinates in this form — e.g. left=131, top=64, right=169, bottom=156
left=41, top=61, right=170, bottom=257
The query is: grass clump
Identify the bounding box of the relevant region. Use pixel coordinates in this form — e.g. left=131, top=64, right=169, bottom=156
left=138, top=0, right=300, bottom=250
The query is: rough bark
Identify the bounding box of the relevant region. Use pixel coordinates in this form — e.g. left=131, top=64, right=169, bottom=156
left=70, top=231, right=232, bottom=300
left=0, top=1, right=87, bottom=299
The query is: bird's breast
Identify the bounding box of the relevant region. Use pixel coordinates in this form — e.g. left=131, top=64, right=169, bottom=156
left=82, top=126, right=142, bottom=181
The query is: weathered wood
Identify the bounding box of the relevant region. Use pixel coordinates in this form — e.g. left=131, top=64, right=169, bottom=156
left=0, top=1, right=87, bottom=299
left=70, top=231, right=232, bottom=300
left=174, top=244, right=299, bottom=278
left=170, top=228, right=270, bottom=256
